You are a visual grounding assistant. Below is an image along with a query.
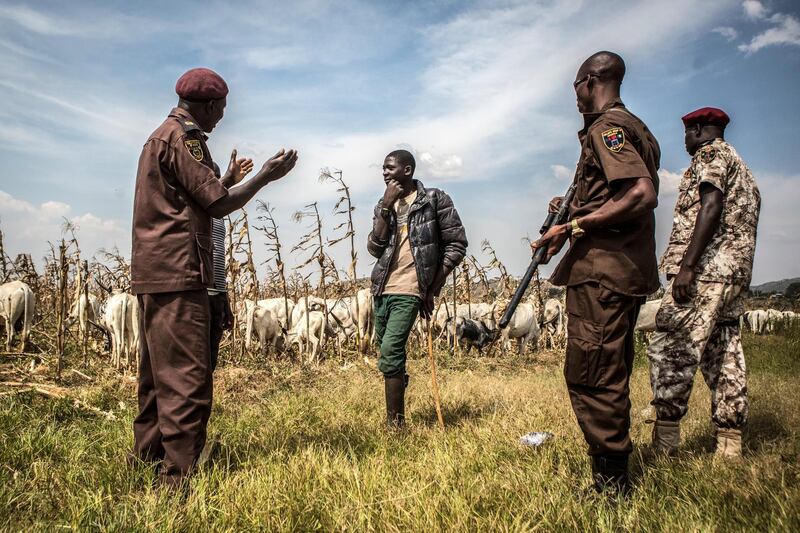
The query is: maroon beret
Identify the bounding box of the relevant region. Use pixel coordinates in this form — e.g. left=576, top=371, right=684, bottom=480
left=175, top=68, right=228, bottom=101
left=681, top=107, right=730, bottom=128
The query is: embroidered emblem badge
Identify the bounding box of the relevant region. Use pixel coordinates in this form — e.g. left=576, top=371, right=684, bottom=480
left=699, top=146, right=717, bottom=164
left=601, top=127, right=625, bottom=153
left=184, top=139, right=204, bottom=162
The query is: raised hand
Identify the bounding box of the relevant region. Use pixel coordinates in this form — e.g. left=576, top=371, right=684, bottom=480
left=260, top=148, right=299, bottom=183
left=227, top=148, right=254, bottom=185
left=382, top=179, right=404, bottom=207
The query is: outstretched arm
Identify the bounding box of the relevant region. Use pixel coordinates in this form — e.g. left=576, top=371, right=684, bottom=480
left=207, top=149, right=297, bottom=218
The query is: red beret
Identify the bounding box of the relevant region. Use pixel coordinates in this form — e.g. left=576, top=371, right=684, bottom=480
left=175, top=68, right=228, bottom=101
left=681, top=107, right=730, bottom=128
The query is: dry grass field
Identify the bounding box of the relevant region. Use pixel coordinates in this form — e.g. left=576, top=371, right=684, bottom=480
left=1, top=327, right=798, bottom=532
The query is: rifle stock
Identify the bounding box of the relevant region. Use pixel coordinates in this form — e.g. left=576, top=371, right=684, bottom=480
left=498, top=183, right=576, bottom=329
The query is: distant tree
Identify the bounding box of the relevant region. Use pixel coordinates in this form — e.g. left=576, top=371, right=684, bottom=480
left=785, top=282, right=800, bottom=301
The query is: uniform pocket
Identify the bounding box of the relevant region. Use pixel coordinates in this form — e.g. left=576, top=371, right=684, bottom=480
left=654, top=296, right=692, bottom=332
left=195, top=233, right=213, bottom=286
left=564, top=315, right=604, bottom=387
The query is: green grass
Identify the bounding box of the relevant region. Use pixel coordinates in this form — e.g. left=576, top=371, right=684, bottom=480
left=1, top=329, right=798, bottom=532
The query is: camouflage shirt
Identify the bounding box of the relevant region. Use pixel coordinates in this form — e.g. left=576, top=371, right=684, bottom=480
left=660, top=139, right=761, bottom=285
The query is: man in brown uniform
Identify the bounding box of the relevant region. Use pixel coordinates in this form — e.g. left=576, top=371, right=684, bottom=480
left=533, top=52, right=660, bottom=493
left=130, top=67, right=298, bottom=488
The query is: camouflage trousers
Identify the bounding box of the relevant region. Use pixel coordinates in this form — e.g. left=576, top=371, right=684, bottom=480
left=647, top=279, right=748, bottom=428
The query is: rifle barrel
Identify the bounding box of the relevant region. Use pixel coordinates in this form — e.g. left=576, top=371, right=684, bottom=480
left=497, top=183, right=576, bottom=330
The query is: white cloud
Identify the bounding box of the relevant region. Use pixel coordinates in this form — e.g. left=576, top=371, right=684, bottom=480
left=0, top=3, right=162, bottom=39
left=551, top=164, right=573, bottom=182
left=417, top=151, right=464, bottom=181
left=743, top=0, right=767, bottom=20
left=241, top=46, right=312, bottom=70
left=0, top=190, right=127, bottom=266
left=713, top=26, right=739, bottom=41
left=658, top=168, right=686, bottom=194
left=739, top=13, right=800, bottom=53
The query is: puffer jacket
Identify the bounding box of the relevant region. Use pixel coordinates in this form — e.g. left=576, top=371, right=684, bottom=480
left=367, top=180, right=468, bottom=298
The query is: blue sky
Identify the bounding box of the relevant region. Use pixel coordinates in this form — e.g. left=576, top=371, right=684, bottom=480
left=1, top=0, right=799, bottom=285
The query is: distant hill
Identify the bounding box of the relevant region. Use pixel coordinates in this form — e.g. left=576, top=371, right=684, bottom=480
left=751, top=277, right=800, bottom=294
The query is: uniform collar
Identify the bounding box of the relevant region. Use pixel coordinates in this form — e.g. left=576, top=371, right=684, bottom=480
left=698, top=137, right=723, bottom=149
left=578, top=98, right=626, bottom=138
left=168, top=107, right=208, bottom=139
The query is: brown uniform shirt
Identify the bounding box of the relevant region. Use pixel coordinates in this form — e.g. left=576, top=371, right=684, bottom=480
left=131, top=107, right=228, bottom=294
left=551, top=99, right=661, bottom=296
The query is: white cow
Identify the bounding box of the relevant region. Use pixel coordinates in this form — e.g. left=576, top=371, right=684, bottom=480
left=500, top=302, right=540, bottom=354
left=742, top=309, right=768, bottom=334
left=287, top=310, right=326, bottom=363
left=635, top=299, right=661, bottom=333
left=244, top=297, right=294, bottom=349
left=248, top=307, right=285, bottom=356
left=0, top=280, right=35, bottom=352
left=766, top=308, right=783, bottom=334
left=352, top=288, right=374, bottom=353
left=65, top=293, right=101, bottom=336
left=782, top=310, right=799, bottom=325
left=541, top=298, right=565, bottom=347
left=103, top=291, right=140, bottom=369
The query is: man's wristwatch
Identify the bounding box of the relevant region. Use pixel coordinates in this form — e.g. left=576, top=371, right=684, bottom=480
left=569, top=218, right=585, bottom=238
left=379, top=206, right=392, bottom=219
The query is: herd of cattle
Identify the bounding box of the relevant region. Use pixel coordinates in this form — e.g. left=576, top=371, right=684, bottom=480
left=0, top=279, right=797, bottom=367
left=633, top=298, right=799, bottom=336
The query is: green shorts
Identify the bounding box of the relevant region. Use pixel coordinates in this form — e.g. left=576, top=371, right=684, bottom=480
left=373, top=294, right=420, bottom=377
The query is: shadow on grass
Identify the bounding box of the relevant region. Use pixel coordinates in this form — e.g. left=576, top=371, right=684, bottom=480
left=743, top=409, right=792, bottom=454
left=203, top=422, right=383, bottom=473
left=412, top=397, right=487, bottom=427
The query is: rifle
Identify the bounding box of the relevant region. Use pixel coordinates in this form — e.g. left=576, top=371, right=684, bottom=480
left=498, top=182, right=577, bottom=329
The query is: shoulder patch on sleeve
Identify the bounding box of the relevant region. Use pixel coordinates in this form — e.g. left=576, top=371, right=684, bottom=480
left=699, top=146, right=717, bottom=164
left=184, top=139, right=204, bottom=162
left=601, top=127, right=625, bottom=153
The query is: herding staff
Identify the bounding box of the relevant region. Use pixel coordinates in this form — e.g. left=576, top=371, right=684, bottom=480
left=498, top=182, right=577, bottom=329
left=426, top=318, right=445, bottom=428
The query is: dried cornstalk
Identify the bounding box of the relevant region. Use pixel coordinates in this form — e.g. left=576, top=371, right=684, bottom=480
left=320, top=168, right=362, bottom=351
left=292, top=202, right=331, bottom=348
left=468, top=255, right=492, bottom=300
left=481, top=239, right=513, bottom=299
left=0, top=222, right=8, bottom=283
left=255, top=201, right=290, bottom=328
left=55, top=241, right=68, bottom=379
left=80, top=260, right=90, bottom=366
left=461, top=262, right=472, bottom=317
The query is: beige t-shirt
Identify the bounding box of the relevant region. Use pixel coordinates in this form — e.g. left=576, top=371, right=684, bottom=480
left=383, top=190, right=420, bottom=298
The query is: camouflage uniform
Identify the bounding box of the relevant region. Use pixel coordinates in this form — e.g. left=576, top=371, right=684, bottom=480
left=648, top=139, right=760, bottom=428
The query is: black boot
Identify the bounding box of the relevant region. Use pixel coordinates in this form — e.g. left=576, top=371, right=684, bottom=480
left=384, top=372, right=407, bottom=429
left=589, top=454, right=630, bottom=496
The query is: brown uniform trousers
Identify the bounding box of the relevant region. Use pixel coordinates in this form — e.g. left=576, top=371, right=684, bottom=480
left=565, top=282, right=643, bottom=456
left=208, top=293, right=227, bottom=371
left=133, top=290, right=212, bottom=485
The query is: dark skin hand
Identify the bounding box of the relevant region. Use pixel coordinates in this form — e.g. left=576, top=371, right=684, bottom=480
left=531, top=177, right=657, bottom=262
left=672, top=183, right=723, bottom=303
left=207, top=148, right=298, bottom=218
left=220, top=148, right=254, bottom=188
left=221, top=293, right=234, bottom=330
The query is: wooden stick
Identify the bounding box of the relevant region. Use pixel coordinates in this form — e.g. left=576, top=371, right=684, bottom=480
left=426, top=319, right=445, bottom=429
